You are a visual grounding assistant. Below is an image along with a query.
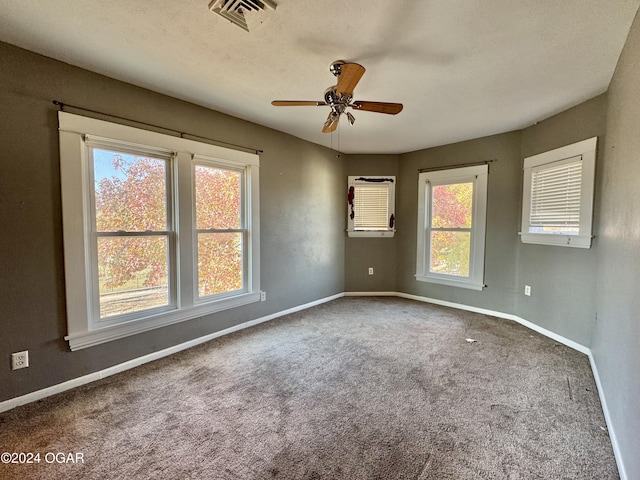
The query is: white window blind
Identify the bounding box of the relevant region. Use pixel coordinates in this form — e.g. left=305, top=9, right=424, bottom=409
left=530, top=157, right=582, bottom=229
left=354, top=184, right=389, bottom=230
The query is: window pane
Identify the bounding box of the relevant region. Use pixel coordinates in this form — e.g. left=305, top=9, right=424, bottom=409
left=430, top=231, right=471, bottom=277
left=195, top=165, right=242, bottom=230
left=431, top=183, right=473, bottom=228
left=198, top=232, right=243, bottom=297
left=97, top=236, right=169, bottom=318
left=93, top=149, right=167, bottom=232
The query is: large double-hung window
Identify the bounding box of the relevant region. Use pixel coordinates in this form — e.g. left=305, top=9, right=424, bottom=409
left=59, top=112, right=260, bottom=350
left=89, top=140, right=175, bottom=323
left=416, top=164, right=488, bottom=290
left=194, top=160, right=246, bottom=299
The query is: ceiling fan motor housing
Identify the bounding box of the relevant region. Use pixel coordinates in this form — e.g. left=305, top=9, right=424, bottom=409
left=329, top=60, right=345, bottom=77
left=324, top=86, right=338, bottom=105
left=324, top=86, right=351, bottom=114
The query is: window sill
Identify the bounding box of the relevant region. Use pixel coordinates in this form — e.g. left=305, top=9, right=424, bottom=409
left=65, top=291, right=261, bottom=351
left=347, top=231, right=395, bottom=238
left=520, top=233, right=592, bottom=248
left=415, top=275, right=485, bottom=291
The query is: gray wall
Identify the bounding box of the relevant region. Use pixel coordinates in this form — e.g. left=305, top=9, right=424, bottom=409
left=0, top=42, right=345, bottom=402
left=592, top=8, right=640, bottom=478
left=396, top=132, right=522, bottom=315
left=347, top=105, right=609, bottom=346
left=344, top=154, right=399, bottom=292
left=517, top=95, right=608, bottom=346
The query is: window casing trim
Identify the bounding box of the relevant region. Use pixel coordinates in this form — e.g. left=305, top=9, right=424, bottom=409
left=347, top=176, right=396, bottom=238
left=520, top=137, right=596, bottom=248
left=59, top=112, right=260, bottom=350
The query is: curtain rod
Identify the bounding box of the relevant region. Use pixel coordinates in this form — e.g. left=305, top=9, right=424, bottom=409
left=52, top=100, right=263, bottom=155
left=418, top=159, right=497, bottom=173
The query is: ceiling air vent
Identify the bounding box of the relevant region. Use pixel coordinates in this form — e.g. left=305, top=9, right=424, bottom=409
left=209, top=0, right=277, bottom=32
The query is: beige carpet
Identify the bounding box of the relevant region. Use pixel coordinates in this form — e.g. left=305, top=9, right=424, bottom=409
left=0, top=297, right=618, bottom=479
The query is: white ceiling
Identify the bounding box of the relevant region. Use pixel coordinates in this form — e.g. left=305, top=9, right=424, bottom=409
left=1, top=0, right=638, bottom=154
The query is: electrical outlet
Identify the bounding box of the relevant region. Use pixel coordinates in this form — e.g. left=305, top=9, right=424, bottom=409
left=368, top=267, right=374, bottom=275
left=524, top=285, right=531, bottom=296
left=11, top=351, right=29, bottom=370
left=260, top=291, right=266, bottom=301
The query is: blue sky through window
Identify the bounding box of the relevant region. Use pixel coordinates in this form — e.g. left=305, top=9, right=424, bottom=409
left=93, top=148, right=130, bottom=185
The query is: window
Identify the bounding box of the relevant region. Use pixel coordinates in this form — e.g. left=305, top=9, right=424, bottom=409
left=89, top=140, right=175, bottom=325
left=521, top=137, right=596, bottom=248
left=416, top=165, right=488, bottom=290
left=347, top=176, right=395, bottom=237
left=194, top=161, right=245, bottom=299
left=59, top=112, right=260, bottom=350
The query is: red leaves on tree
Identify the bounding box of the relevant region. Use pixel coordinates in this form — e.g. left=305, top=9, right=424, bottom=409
left=430, top=183, right=473, bottom=276
left=195, top=166, right=243, bottom=297
left=95, top=156, right=245, bottom=297
left=95, top=156, right=167, bottom=291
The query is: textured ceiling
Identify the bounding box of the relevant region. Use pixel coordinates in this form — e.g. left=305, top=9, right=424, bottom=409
left=1, top=0, right=638, bottom=154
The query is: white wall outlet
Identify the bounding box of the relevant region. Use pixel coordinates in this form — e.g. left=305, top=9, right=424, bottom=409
left=11, top=350, right=29, bottom=370
left=524, top=285, right=531, bottom=296
left=260, top=291, right=266, bottom=301
left=368, top=267, right=374, bottom=275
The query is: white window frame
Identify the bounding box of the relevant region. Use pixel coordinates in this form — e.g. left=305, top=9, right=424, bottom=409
left=347, top=176, right=396, bottom=238
left=416, top=164, right=488, bottom=291
left=192, top=156, right=249, bottom=302
left=59, top=112, right=260, bottom=350
left=86, top=136, right=178, bottom=328
left=520, top=137, right=596, bottom=248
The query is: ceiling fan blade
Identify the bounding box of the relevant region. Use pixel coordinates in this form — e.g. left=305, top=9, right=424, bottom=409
left=351, top=101, right=403, bottom=115
left=272, top=100, right=327, bottom=106
left=336, top=63, right=366, bottom=96
left=322, top=112, right=340, bottom=133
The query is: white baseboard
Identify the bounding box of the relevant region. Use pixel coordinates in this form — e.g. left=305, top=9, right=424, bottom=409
left=0, top=293, right=344, bottom=414
left=343, top=291, right=398, bottom=297
left=587, top=351, right=627, bottom=480
left=0, top=290, right=626, bottom=480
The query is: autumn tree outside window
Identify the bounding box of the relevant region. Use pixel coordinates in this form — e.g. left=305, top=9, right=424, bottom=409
left=90, top=141, right=175, bottom=324
left=59, top=112, right=260, bottom=350
left=194, top=161, right=246, bottom=299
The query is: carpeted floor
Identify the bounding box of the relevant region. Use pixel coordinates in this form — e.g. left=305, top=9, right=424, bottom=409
left=0, top=297, right=619, bottom=479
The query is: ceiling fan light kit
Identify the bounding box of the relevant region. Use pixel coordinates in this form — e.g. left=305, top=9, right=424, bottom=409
left=272, top=60, right=403, bottom=133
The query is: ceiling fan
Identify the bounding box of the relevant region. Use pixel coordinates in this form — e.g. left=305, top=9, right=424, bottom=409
left=271, top=60, right=403, bottom=133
